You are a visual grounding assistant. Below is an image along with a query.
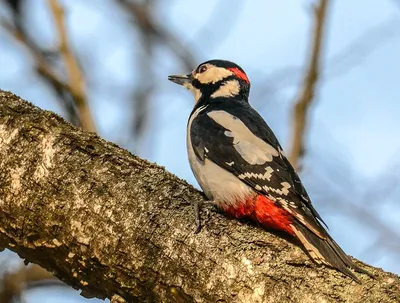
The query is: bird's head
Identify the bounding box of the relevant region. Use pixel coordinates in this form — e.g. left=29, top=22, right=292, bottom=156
left=168, top=59, right=250, bottom=104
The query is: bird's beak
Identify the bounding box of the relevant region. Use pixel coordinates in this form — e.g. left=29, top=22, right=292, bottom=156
left=168, top=74, right=192, bottom=86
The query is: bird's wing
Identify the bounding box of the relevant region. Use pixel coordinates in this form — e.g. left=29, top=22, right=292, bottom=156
left=190, top=101, right=328, bottom=239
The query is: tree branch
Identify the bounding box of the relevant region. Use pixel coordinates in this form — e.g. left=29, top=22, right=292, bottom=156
left=289, top=0, right=329, bottom=169
left=117, top=0, right=197, bottom=71
left=0, top=1, right=94, bottom=130
left=0, top=264, right=62, bottom=303
left=0, top=90, right=398, bottom=303
left=47, top=0, right=96, bottom=133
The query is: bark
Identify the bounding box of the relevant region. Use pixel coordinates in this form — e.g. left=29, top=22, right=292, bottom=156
left=0, top=90, right=398, bottom=303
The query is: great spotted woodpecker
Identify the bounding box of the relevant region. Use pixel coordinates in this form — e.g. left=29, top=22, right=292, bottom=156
left=168, top=59, right=369, bottom=282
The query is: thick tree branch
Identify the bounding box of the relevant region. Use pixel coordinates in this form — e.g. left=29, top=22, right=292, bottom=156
left=0, top=90, right=398, bottom=303
left=289, top=0, right=329, bottom=169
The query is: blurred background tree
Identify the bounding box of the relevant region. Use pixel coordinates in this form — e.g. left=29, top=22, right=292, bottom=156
left=0, top=0, right=399, bottom=302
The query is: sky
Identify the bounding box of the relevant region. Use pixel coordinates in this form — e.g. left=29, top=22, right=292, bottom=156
left=0, top=0, right=399, bottom=302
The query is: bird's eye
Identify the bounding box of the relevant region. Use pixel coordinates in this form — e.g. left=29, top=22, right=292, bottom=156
left=198, top=65, right=208, bottom=73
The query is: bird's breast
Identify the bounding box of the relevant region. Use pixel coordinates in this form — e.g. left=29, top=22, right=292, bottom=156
left=187, top=110, right=254, bottom=208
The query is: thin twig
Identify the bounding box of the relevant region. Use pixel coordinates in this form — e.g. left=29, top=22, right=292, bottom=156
left=48, top=0, right=96, bottom=132
left=1, top=16, right=77, bottom=124
left=1, top=18, right=80, bottom=123
left=117, top=0, right=196, bottom=70
left=130, top=0, right=154, bottom=153
left=116, top=0, right=196, bottom=153
left=0, top=264, right=62, bottom=303
left=1, top=20, right=68, bottom=92
left=254, top=15, right=399, bottom=102
left=289, top=0, right=329, bottom=170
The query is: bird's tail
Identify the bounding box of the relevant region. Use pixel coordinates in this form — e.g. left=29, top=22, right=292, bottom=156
left=291, top=221, right=371, bottom=283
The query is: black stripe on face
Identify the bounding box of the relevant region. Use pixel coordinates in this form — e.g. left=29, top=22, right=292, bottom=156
left=193, top=75, right=244, bottom=98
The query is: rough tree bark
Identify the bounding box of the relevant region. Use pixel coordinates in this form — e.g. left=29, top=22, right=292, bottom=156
left=0, top=90, right=398, bottom=303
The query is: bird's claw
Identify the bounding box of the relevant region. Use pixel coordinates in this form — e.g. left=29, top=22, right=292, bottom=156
left=194, top=200, right=202, bottom=234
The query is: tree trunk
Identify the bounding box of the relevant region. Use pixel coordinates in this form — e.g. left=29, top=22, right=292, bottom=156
left=0, top=90, right=398, bottom=303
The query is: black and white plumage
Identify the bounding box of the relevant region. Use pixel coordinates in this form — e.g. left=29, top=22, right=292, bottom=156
left=168, top=59, right=370, bottom=282
left=189, top=100, right=326, bottom=232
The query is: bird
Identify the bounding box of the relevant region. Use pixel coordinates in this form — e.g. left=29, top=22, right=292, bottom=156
left=168, top=59, right=369, bottom=282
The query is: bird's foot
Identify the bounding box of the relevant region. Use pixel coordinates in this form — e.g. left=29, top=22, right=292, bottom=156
left=194, top=200, right=202, bottom=234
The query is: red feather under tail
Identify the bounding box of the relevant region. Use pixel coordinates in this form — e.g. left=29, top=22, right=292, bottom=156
left=221, top=195, right=295, bottom=235
left=220, top=195, right=371, bottom=282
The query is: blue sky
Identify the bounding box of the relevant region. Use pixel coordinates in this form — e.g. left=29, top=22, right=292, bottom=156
left=1, top=0, right=399, bottom=301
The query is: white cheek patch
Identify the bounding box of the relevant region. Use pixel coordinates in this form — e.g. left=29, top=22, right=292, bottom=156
left=207, top=111, right=279, bottom=165
left=196, top=67, right=234, bottom=84
left=183, top=82, right=202, bottom=103
left=211, top=80, right=240, bottom=99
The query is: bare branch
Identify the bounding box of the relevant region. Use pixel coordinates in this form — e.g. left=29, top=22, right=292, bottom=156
left=124, top=0, right=154, bottom=153
left=47, top=0, right=96, bottom=133
left=115, top=0, right=198, bottom=152
left=192, top=0, right=245, bottom=53
left=0, top=2, right=95, bottom=130
left=0, top=20, right=69, bottom=92
left=288, top=0, right=329, bottom=169
left=117, top=0, right=197, bottom=70
left=0, top=264, right=62, bottom=303
left=1, top=14, right=79, bottom=122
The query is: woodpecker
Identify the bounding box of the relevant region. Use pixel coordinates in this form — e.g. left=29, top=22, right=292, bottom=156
left=168, top=59, right=369, bottom=282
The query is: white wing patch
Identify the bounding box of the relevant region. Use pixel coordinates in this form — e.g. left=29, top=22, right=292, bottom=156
left=238, top=166, right=274, bottom=181
left=262, top=181, right=291, bottom=196
left=187, top=105, right=254, bottom=207
left=211, top=80, right=240, bottom=98
left=207, top=110, right=279, bottom=165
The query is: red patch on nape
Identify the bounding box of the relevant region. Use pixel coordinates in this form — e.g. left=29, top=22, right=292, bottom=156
left=221, top=195, right=294, bottom=236
left=227, top=67, right=249, bottom=83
